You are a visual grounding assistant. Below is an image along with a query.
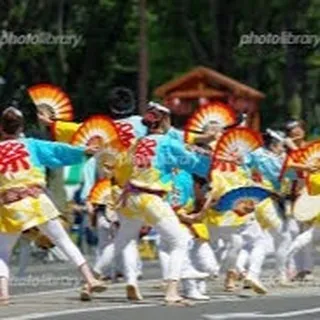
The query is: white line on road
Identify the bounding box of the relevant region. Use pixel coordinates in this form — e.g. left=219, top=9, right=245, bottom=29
left=202, top=307, right=320, bottom=319
left=12, top=278, right=160, bottom=297
left=2, top=303, right=158, bottom=320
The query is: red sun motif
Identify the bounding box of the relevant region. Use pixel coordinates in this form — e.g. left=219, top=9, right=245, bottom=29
left=133, top=138, right=157, bottom=168
left=0, top=141, right=30, bottom=174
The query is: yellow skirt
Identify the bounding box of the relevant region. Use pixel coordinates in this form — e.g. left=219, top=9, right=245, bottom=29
left=205, top=208, right=247, bottom=227
left=255, top=198, right=282, bottom=230
left=188, top=223, right=210, bottom=241
left=205, top=168, right=250, bottom=228
left=0, top=194, right=61, bottom=233
left=118, top=192, right=175, bottom=225
left=209, top=168, right=250, bottom=200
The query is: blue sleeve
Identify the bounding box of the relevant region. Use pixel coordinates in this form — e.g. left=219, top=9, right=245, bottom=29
left=167, top=128, right=184, bottom=143
left=165, top=139, right=210, bottom=178
left=32, top=138, right=85, bottom=168
left=242, top=151, right=255, bottom=171
left=80, top=157, right=97, bottom=202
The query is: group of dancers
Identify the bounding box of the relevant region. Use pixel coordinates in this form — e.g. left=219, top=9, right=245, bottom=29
left=0, top=83, right=319, bottom=307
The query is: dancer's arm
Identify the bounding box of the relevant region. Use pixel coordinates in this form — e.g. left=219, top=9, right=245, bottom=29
left=31, top=138, right=97, bottom=168
left=37, top=111, right=81, bottom=142
left=167, top=139, right=211, bottom=178
left=189, top=192, right=216, bottom=222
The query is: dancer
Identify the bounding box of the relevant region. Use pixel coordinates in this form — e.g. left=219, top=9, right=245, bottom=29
left=241, top=130, right=294, bottom=286
left=282, top=119, right=316, bottom=281
left=93, top=104, right=211, bottom=305
left=163, top=168, right=219, bottom=300
left=0, top=107, right=106, bottom=305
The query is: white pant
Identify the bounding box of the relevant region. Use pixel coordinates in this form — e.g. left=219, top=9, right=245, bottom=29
left=158, top=229, right=218, bottom=280
left=188, top=238, right=219, bottom=276
left=95, top=214, right=124, bottom=277
left=0, top=219, right=85, bottom=279
left=239, top=218, right=297, bottom=280
left=288, top=225, right=320, bottom=271
left=269, top=219, right=297, bottom=277
left=292, top=222, right=314, bottom=272
left=95, top=212, right=189, bottom=284
left=222, top=215, right=265, bottom=272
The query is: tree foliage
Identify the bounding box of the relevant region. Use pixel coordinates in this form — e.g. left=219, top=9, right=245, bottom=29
left=0, top=0, right=318, bottom=131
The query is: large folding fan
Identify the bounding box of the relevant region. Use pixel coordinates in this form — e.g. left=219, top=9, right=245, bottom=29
left=28, top=84, right=73, bottom=121
left=214, top=186, right=271, bottom=214
left=281, top=141, right=320, bottom=195
left=88, top=179, right=112, bottom=204
left=293, top=187, right=320, bottom=221
left=184, top=102, right=237, bottom=142
left=71, top=115, right=125, bottom=150
left=213, top=127, right=263, bottom=167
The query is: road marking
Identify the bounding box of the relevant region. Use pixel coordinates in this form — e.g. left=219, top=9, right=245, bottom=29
left=2, top=303, right=158, bottom=320
left=203, top=307, right=320, bottom=319
left=12, top=278, right=160, bottom=297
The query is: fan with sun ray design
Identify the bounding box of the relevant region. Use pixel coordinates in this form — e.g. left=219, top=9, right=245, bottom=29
left=88, top=179, right=112, bottom=204
left=212, top=127, right=263, bottom=171
left=281, top=141, right=320, bottom=195
left=28, top=84, right=73, bottom=121
left=71, top=115, right=124, bottom=149
left=184, top=102, right=237, bottom=142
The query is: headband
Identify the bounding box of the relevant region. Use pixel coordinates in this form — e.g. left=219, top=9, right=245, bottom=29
left=285, top=120, right=300, bottom=131
left=2, top=106, right=23, bottom=118
left=147, top=101, right=171, bottom=114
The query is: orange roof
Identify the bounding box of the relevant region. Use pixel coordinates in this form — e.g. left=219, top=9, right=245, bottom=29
left=154, top=66, right=265, bottom=100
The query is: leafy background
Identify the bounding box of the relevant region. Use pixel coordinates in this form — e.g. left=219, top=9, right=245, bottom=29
left=0, top=0, right=319, bottom=133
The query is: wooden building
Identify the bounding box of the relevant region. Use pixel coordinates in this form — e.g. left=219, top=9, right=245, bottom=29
left=154, top=66, right=265, bottom=130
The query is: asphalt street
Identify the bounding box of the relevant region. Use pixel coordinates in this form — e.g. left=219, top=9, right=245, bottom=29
left=1, top=254, right=320, bottom=320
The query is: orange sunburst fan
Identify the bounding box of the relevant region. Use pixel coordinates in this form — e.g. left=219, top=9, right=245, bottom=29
left=28, top=84, right=73, bottom=121
left=213, top=128, right=263, bottom=170
left=88, top=179, right=112, bottom=204
left=280, top=141, right=320, bottom=195
left=184, top=102, right=237, bottom=142
left=71, top=115, right=125, bottom=152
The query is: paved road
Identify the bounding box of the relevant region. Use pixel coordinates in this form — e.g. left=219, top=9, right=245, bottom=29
left=1, top=256, right=320, bottom=320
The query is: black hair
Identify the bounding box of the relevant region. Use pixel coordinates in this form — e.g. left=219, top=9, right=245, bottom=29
left=0, top=107, right=24, bottom=135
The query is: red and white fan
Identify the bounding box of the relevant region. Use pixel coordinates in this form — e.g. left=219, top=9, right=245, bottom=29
left=281, top=141, right=320, bottom=195
left=184, top=102, right=237, bottom=142
left=88, top=179, right=112, bottom=204
left=71, top=115, right=124, bottom=150
left=28, top=84, right=73, bottom=121
left=213, top=127, right=263, bottom=171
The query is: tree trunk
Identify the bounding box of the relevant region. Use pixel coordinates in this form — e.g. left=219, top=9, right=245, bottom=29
left=138, top=0, right=148, bottom=114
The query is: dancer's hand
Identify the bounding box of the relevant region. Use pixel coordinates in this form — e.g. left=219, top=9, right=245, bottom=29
left=283, top=138, right=298, bottom=150
left=37, top=110, right=53, bottom=126
left=178, top=213, right=195, bottom=225
left=86, top=201, right=94, bottom=215
left=188, top=211, right=205, bottom=223
left=305, top=164, right=319, bottom=173
left=85, top=144, right=101, bottom=155
left=234, top=154, right=243, bottom=165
